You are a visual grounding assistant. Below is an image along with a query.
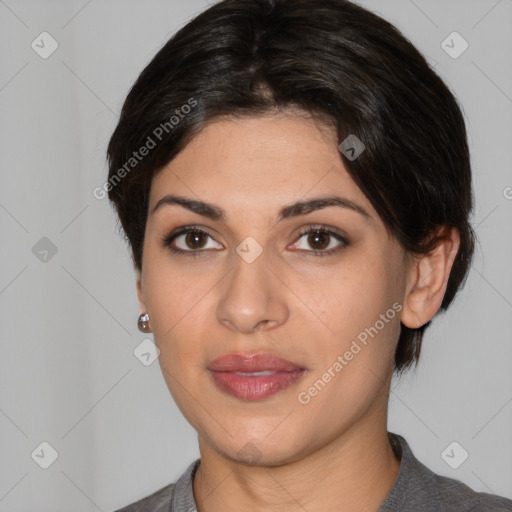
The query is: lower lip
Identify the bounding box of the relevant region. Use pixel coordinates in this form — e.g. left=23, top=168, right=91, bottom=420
left=209, top=369, right=306, bottom=401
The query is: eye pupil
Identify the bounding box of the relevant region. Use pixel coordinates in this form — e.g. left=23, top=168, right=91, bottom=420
left=308, top=231, right=329, bottom=250
left=186, top=231, right=207, bottom=249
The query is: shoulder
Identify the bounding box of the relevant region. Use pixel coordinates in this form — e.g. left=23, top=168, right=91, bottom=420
left=433, top=472, right=512, bottom=511
left=112, top=458, right=201, bottom=512
left=112, top=481, right=175, bottom=512
left=381, top=433, right=512, bottom=512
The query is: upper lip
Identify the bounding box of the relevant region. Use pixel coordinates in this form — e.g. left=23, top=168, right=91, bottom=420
left=208, top=353, right=304, bottom=372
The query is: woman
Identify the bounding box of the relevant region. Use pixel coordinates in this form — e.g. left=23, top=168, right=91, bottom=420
left=106, top=0, right=512, bottom=510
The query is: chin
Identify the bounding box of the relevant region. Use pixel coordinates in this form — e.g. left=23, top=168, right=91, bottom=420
left=206, top=425, right=310, bottom=468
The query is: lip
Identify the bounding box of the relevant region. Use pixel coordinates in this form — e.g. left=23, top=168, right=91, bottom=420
left=208, top=353, right=304, bottom=372
left=208, top=353, right=306, bottom=401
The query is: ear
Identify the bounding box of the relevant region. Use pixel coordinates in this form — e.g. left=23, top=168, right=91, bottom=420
left=135, top=266, right=147, bottom=315
left=401, top=226, right=461, bottom=329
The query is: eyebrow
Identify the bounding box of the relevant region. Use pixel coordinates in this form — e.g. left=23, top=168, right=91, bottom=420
left=150, top=194, right=371, bottom=222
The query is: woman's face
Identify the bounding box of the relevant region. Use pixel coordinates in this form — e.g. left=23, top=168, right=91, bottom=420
left=138, top=112, right=410, bottom=465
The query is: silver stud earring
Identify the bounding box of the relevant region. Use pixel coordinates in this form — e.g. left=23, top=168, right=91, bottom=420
left=138, top=313, right=152, bottom=333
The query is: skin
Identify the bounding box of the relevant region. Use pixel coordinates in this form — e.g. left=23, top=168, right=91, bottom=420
left=135, top=111, right=460, bottom=512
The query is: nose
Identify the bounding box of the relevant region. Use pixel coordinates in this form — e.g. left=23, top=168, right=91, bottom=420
left=216, top=249, right=289, bottom=334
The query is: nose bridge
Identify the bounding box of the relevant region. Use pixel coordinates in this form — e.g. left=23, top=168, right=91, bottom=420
left=216, top=243, right=288, bottom=333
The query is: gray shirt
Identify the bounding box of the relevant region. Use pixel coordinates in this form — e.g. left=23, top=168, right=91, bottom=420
left=113, top=432, right=512, bottom=511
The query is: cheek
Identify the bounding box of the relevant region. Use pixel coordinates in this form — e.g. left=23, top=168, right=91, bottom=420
left=318, top=252, right=396, bottom=334
left=142, top=237, right=213, bottom=321
left=145, top=272, right=209, bottom=350
left=143, top=266, right=211, bottom=414
left=307, top=247, right=403, bottom=382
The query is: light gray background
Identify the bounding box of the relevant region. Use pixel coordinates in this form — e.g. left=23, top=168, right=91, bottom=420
left=0, top=0, right=511, bottom=510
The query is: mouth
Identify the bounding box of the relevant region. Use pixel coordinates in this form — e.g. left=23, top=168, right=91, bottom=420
left=207, top=353, right=306, bottom=401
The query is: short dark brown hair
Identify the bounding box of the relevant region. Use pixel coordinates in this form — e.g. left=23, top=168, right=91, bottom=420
left=106, top=0, right=476, bottom=374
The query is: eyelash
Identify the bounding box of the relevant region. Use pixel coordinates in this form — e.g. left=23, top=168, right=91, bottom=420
left=161, top=225, right=349, bottom=258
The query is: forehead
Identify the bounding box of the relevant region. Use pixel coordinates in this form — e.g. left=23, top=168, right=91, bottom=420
left=149, top=113, right=373, bottom=216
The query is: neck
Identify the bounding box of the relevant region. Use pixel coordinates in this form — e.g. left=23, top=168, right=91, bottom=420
left=192, top=406, right=401, bottom=512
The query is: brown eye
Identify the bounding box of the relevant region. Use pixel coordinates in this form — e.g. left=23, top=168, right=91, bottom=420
left=307, top=231, right=330, bottom=250
left=291, top=226, right=349, bottom=257
left=184, top=231, right=208, bottom=249
left=162, top=227, right=223, bottom=254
